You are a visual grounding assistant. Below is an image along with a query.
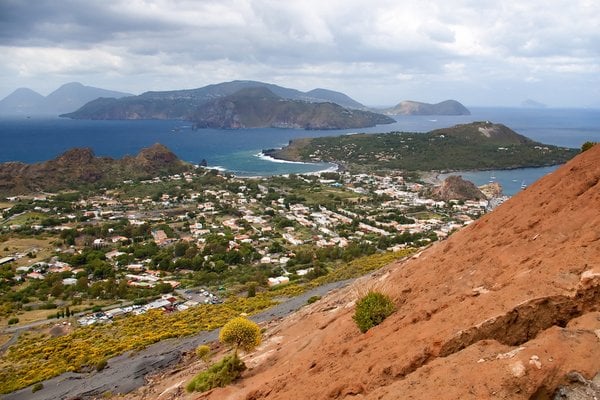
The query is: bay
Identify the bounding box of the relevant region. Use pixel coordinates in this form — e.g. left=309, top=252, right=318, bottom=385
left=0, top=107, right=598, bottom=185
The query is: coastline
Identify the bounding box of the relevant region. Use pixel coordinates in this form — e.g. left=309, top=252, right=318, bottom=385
left=203, top=150, right=339, bottom=179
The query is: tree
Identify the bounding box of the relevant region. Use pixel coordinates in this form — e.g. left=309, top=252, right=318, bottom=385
left=218, top=317, right=261, bottom=356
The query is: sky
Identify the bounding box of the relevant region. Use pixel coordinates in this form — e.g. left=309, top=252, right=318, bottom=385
left=0, top=0, right=599, bottom=107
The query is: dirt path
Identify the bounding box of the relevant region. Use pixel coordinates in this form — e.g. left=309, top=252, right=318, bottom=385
left=1, top=279, right=353, bottom=400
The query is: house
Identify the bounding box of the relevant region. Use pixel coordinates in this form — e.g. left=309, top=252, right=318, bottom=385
left=267, top=276, right=290, bottom=287
left=26, top=272, right=45, bottom=280
left=0, top=257, right=15, bottom=265
left=62, top=278, right=78, bottom=285
left=151, top=230, right=169, bottom=246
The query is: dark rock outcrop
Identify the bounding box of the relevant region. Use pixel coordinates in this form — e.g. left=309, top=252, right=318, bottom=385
left=0, top=144, right=190, bottom=195
left=429, top=175, right=486, bottom=201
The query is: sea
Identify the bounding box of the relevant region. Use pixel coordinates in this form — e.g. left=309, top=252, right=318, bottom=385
left=0, top=107, right=599, bottom=195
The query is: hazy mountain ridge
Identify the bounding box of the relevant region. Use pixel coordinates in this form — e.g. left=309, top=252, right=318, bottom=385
left=383, top=99, right=470, bottom=115
left=0, top=82, right=132, bottom=116
left=61, top=80, right=371, bottom=122
left=0, top=144, right=191, bottom=195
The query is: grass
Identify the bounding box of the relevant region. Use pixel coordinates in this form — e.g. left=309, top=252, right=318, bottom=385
left=0, top=237, right=56, bottom=267
left=1, top=211, right=47, bottom=227
left=0, top=293, right=119, bottom=327
left=0, top=308, right=58, bottom=327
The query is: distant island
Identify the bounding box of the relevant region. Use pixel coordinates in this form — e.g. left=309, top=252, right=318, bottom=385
left=61, top=81, right=395, bottom=130
left=264, top=122, right=579, bottom=172
left=382, top=99, right=470, bottom=115
left=0, top=82, right=132, bottom=116
left=521, top=99, right=547, bottom=108
left=189, top=87, right=394, bottom=129
left=0, top=144, right=191, bottom=195
left=59, top=80, right=369, bottom=121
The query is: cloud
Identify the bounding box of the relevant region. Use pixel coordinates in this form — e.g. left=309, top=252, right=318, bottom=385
left=0, top=0, right=598, bottom=106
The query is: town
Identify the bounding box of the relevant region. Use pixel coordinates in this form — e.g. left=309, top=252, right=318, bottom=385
left=0, top=167, right=499, bottom=328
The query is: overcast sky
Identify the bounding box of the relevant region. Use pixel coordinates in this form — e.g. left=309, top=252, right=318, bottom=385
left=0, top=0, right=598, bottom=107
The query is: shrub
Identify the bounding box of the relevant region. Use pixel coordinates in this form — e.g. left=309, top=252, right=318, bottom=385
left=32, top=383, right=43, bottom=393
left=8, top=317, right=19, bottom=325
left=581, top=141, right=596, bottom=152
left=186, top=354, right=246, bottom=393
left=353, top=291, right=395, bottom=333
left=247, top=283, right=256, bottom=298
left=307, top=295, right=321, bottom=304
left=219, top=317, right=261, bottom=355
left=195, top=344, right=211, bottom=363
left=95, top=358, right=108, bottom=371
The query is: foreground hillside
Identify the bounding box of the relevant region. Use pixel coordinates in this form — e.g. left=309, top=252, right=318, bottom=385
left=0, top=144, right=191, bottom=195
left=141, top=145, right=599, bottom=399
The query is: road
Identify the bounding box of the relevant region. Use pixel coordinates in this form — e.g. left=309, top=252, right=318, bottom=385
left=2, top=279, right=353, bottom=400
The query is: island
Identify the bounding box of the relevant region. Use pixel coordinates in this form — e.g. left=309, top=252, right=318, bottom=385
left=382, top=99, right=470, bottom=115
left=59, top=81, right=394, bottom=130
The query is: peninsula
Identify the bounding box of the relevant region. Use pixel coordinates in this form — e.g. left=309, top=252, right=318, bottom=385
left=264, top=122, right=579, bottom=172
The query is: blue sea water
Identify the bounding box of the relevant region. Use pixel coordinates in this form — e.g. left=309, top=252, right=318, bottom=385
left=0, top=107, right=599, bottom=192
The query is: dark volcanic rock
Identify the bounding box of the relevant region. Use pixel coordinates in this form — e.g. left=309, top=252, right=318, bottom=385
left=0, top=144, right=190, bottom=196
left=429, top=175, right=486, bottom=201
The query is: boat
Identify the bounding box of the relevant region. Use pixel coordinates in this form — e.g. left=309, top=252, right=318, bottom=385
left=520, top=180, right=527, bottom=189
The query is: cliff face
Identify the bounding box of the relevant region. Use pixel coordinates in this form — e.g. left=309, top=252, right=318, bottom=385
left=0, top=144, right=190, bottom=195
left=182, top=145, right=599, bottom=399
left=191, top=87, right=394, bottom=129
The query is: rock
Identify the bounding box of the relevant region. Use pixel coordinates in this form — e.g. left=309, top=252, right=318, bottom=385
left=429, top=175, right=486, bottom=201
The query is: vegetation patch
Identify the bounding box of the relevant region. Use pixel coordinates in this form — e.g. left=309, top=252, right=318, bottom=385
left=353, top=291, right=396, bottom=333
left=186, top=354, right=246, bottom=393
left=188, top=317, right=261, bottom=393
left=0, top=295, right=273, bottom=394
